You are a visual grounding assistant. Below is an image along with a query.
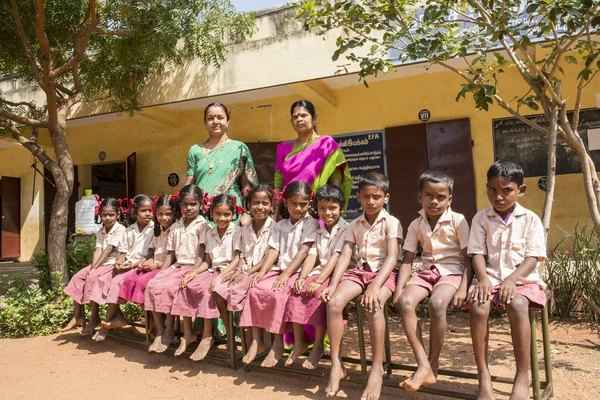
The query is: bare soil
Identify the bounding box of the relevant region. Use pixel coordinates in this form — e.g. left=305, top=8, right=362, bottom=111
left=1, top=311, right=598, bottom=400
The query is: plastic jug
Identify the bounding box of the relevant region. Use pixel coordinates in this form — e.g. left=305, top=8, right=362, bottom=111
left=75, top=194, right=99, bottom=234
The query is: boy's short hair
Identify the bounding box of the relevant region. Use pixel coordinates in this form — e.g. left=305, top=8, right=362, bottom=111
left=358, top=171, right=389, bottom=194
left=315, top=184, right=346, bottom=209
left=418, top=170, right=454, bottom=195
left=487, top=160, right=524, bottom=186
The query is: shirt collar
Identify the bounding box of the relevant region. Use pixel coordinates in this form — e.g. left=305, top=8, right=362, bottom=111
left=358, top=208, right=389, bottom=226
left=317, top=217, right=349, bottom=235
left=485, top=203, right=527, bottom=218
left=210, top=222, right=235, bottom=239
left=418, top=207, right=453, bottom=224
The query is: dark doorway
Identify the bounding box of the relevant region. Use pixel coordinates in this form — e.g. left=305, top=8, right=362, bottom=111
left=1, top=176, right=21, bottom=259
left=245, top=142, right=279, bottom=187
left=91, top=162, right=127, bottom=200
left=385, top=118, right=476, bottom=230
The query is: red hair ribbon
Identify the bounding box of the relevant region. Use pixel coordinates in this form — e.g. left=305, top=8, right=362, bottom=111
left=231, top=195, right=245, bottom=215
left=117, top=198, right=124, bottom=214
left=170, top=189, right=180, bottom=203
left=203, top=194, right=214, bottom=213
left=240, top=187, right=251, bottom=200
left=279, top=186, right=287, bottom=202
left=119, top=198, right=131, bottom=215
left=93, top=194, right=104, bottom=216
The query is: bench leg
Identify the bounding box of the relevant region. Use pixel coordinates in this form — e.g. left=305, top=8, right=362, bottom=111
left=530, top=309, right=541, bottom=400
left=144, top=311, right=150, bottom=345
left=541, top=306, right=553, bottom=398
left=228, top=311, right=237, bottom=369
left=356, top=301, right=368, bottom=386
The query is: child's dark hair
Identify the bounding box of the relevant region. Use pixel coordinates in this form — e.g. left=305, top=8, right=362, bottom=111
left=153, top=194, right=177, bottom=237
left=358, top=171, right=389, bottom=194
left=280, top=180, right=314, bottom=220
left=207, top=194, right=240, bottom=222
left=94, top=198, right=120, bottom=224
left=244, top=184, right=276, bottom=216
left=419, top=170, right=454, bottom=195
left=175, top=184, right=205, bottom=218
left=290, top=100, right=317, bottom=132
left=204, top=102, right=230, bottom=122
left=128, top=194, right=153, bottom=225
left=310, top=184, right=345, bottom=218
left=487, top=160, right=524, bottom=186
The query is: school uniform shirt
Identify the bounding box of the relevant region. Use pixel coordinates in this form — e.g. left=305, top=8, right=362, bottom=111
left=403, top=208, right=470, bottom=276
left=345, top=209, right=403, bottom=272
left=268, top=215, right=319, bottom=271
left=467, top=203, right=547, bottom=288
left=150, top=227, right=171, bottom=264
left=205, top=223, right=242, bottom=272
left=167, top=216, right=208, bottom=266
left=95, top=222, right=127, bottom=265
left=118, top=220, right=155, bottom=264
left=241, top=217, right=275, bottom=271
left=308, top=218, right=350, bottom=276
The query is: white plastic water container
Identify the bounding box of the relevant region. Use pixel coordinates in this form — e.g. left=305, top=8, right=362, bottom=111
left=75, top=195, right=99, bottom=234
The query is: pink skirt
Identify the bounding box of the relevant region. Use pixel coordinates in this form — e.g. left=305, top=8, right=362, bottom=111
left=90, top=269, right=134, bottom=305
left=119, top=269, right=161, bottom=304
left=144, top=266, right=192, bottom=313
left=213, top=273, right=254, bottom=312
left=468, top=282, right=547, bottom=309
left=171, top=270, right=220, bottom=319
left=284, top=275, right=329, bottom=327
left=65, top=264, right=114, bottom=304
left=239, top=270, right=296, bottom=334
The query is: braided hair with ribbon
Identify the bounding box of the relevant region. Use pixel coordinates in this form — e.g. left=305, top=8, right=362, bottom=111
left=206, top=193, right=243, bottom=222
left=93, top=197, right=121, bottom=225
left=243, top=184, right=277, bottom=217
left=175, top=184, right=206, bottom=219
left=127, top=194, right=154, bottom=226
left=279, top=180, right=315, bottom=220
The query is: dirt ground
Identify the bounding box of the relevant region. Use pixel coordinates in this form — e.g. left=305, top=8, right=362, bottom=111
left=1, top=312, right=598, bottom=400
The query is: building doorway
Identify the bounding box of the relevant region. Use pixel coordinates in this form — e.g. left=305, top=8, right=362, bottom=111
left=91, top=162, right=127, bottom=200
left=0, top=176, right=21, bottom=260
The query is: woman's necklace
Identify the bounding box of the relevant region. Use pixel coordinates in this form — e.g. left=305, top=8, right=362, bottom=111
left=203, top=136, right=229, bottom=175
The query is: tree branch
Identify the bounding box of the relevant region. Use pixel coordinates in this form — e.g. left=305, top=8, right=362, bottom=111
left=0, top=122, right=55, bottom=168
left=95, top=27, right=138, bottom=36
left=0, top=108, right=48, bottom=128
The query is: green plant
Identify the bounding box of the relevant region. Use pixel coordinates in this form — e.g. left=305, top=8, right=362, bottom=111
left=121, top=302, right=144, bottom=323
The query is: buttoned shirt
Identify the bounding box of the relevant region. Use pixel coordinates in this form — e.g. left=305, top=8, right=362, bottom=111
left=167, top=216, right=207, bottom=266
left=241, top=217, right=275, bottom=270
left=95, top=222, right=126, bottom=265
left=205, top=223, right=242, bottom=272
left=268, top=215, right=319, bottom=271
left=118, top=220, right=155, bottom=264
left=468, top=203, right=546, bottom=288
left=403, top=208, right=470, bottom=276
left=345, top=209, right=403, bottom=272
left=308, top=218, right=349, bottom=276
left=151, top=227, right=171, bottom=264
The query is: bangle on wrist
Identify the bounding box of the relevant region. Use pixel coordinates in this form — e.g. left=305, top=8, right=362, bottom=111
left=314, top=280, right=323, bottom=285
left=296, top=276, right=306, bottom=281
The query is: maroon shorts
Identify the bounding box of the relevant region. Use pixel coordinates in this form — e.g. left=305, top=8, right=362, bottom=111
left=468, top=282, right=547, bottom=309
left=341, top=266, right=398, bottom=294
left=407, top=268, right=462, bottom=293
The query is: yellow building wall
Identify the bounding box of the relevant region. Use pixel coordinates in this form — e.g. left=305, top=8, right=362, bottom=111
left=0, top=146, right=45, bottom=261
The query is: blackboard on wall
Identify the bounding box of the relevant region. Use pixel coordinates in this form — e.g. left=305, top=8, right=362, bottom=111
left=493, top=108, right=600, bottom=177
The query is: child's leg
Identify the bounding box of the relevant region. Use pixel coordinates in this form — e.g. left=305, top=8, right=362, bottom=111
left=101, top=304, right=128, bottom=329
left=362, top=286, right=393, bottom=400
left=396, top=285, right=433, bottom=391
left=155, top=314, right=177, bottom=353
left=506, top=295, right=532, bottom=400
left=61, top=301, right=85, bottom=332
left=149, top=311, right=166, bottom=352
left=427, top=284, right=458, bottom=374
left=191, top=318, right=214, bottom=361
left=303, top=325, right=326, bottom=370
left=325, top=280, right=363, bottom=397
left=261, top=333, right=284, bottom=368
left=469, top=299, right=494, bottom=400
left=174, top=316, right=197, bottom=356
left=81, top=302, right=101, bottom=336
left=242, top=326, right=266, bottom=364
left=285, top=323, right=308, bottom=366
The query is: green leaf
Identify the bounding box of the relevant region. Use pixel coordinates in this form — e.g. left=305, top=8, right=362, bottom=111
left=565, top=55, right=578, bottom=64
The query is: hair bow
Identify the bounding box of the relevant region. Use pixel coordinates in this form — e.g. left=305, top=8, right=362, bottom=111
left=93, top=194, right=104, bottom=216
left=203, top=194, right=214, bottom=213
left=310, top=190, right=315, bottom=200
left=279, top=186, right=287, bottom=202
left=230, top=195, right=245, bottom=215
left=170, top=189, right=180, bottom=203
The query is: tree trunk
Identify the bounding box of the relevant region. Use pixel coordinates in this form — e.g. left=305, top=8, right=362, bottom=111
left=573, top=135, right=600, bottom=235
left=541, top=104, right=558, bottom=241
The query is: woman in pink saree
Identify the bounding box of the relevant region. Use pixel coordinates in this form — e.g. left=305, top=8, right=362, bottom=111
left=274, top=100, right=352, bottom=203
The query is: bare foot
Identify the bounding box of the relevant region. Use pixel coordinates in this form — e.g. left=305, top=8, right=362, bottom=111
left=285, top=341, right=308, bottom=367
left=101, top=313, right=128, bottom=330
left=242, top=340, right=267, bottom=364
left=260, top=340, right=284, bottom=368
left=430, top=361, right=439, bottom=379
left=302, top=343, right=324, bottom=370
left=361, top=366, right=383, bottom=400
left=174, top=333, right=197, bottom=356
left=80, top=318, right=100, bottom=336
left=509, top=373, right=530, bottom=400
left=61, top=316, right=85, bottom=332
left=149, top=335, right=162, bottom=353
left=325, top=360, right=347, bottom=397
left=92, top=327, right=109, bottom=342
left=190, top=336, right=214, bottom=361
left=155, top=331, right=175, bottom=353
left=477, top=371, right=495, bottom=400
left=400, top=365, right=436, bottom=391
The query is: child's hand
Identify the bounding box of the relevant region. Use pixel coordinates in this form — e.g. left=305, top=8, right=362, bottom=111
left=305, top=280, right=323, bottom=297
left=250, top=272, right=264, bottom=288
left=180, top=271, right=197, bottom=288
left=471, top=277, right=493, bottom=305
left=229, top=271, right=247, bottom=286
left=293, top=277, right=306, bottom=295
left=392, top=288, right=403, bottom=310
left=362, top=285, right=382, bottom=313
left=452, top=286, right=468, bottom=309
left=272, top=274, right=289, bottom=291
left=498, top=277, right=517, bottom=305
left=208, top=276, right=220, bottom=294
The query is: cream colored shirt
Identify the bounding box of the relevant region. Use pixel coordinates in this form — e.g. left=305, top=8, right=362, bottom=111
left=268, top=215, right=319, bottom=272
left=241, top=217, right=275, bottom=271
left=205, top=223, right=242, bottom=272
left=345, top=209, right=403, bottom=272
left=468, top=203, right=547, bottom=288
left=403, top=208, right=470, bottom=276
left=308, top=218, right=349, bottom=276
left=167, top=216, right=207, bottom=266
left=151, top=227, right=171, bottom=264
left=95, top=222, right=127, bottom=265
left=118, top=220, right=155, bottom=264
